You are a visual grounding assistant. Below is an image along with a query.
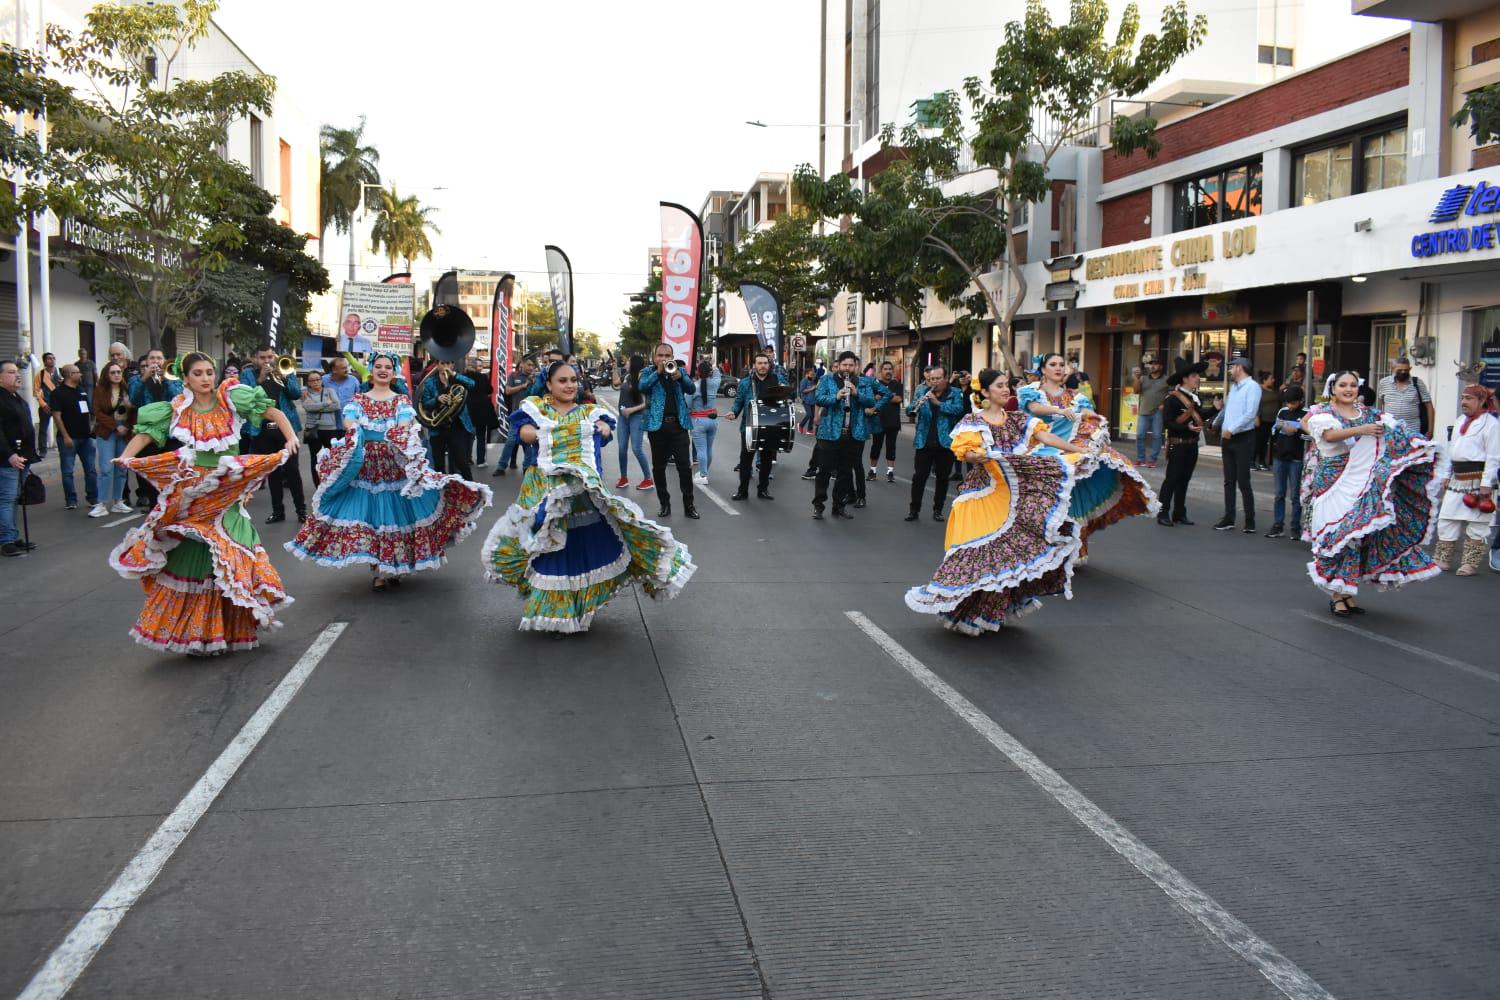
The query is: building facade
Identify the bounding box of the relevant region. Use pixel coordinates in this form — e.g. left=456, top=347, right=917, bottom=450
left=2, top=1, right=322, bottom=367
left=1006, top=7, right=1500, bottom=439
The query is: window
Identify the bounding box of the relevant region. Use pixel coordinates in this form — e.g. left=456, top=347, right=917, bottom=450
left=1295, top=142, right=1352, bottom=205
left=278, top=140, right=292, bottom=221
left=249, top=114, right=264, bottom=186
left=1362, top=127, right=1406, bottom=192
left=1257, top=45, right=1293, bottom=67
left=1294, top=123, right=1406, bottom=206
left=1172, top=160, right=1262, bottom=232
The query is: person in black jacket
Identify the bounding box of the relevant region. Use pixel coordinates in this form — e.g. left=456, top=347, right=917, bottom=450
left=866, top=360, right=905, bottom=483
left=465, top=358, right=498, bottom=468
left=0, top=360, right=40, bottom=555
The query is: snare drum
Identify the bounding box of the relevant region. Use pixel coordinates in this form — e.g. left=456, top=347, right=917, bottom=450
left=744, top=398, right=795, bottom=453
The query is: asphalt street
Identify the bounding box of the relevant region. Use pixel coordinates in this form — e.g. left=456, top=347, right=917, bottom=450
left=3, top=387, right=1498, bottom=999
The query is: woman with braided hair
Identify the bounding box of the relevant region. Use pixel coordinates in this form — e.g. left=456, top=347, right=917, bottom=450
left=906, top=369, right=1090, bottom=635
left=109, top=352, right=297, bottom=655
left=287, top=352, right=492, bottom=592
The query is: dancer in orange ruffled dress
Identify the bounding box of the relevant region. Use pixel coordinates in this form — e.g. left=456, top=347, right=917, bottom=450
left=110, top=352, right=299, bottom=656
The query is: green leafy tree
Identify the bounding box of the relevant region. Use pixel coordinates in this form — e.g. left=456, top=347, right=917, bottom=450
left=319, top=117, right=380, bottom=272
left=518, top=290, right=557, bottom=357
left=38, top=0, right=277, bottom=349
left=369, top=184, right=440, bottom=273
left=196, top=166, right=331, bottom=354
left=797, top=0, right=1206, bottom=374
left=714, top=210, right=834, bottom=337
left=0, top=45, right=82, bottom=235
left=1452, top=84, right=1500, bottom=147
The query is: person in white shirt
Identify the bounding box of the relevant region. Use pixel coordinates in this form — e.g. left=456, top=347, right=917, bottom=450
left=1214, top=356, right=1262, bottom=533
left=1433, top=383, right=1500, bottom=576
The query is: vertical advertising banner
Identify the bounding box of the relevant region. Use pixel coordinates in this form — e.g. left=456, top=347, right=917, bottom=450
left=259, top=273, right=291, bottom=352
left=739, top=282, right=783, bottom=360
left=491, top=273, right=514, bottom=418
left=544, top=246, right=573, bottom=356
left=340, top=281, right=417, bottom=355
left=659, top=202, right=703, bottom=364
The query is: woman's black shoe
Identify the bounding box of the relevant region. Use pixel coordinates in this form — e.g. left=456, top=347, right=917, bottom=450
left=1329, top=598, right=1352, bottom=618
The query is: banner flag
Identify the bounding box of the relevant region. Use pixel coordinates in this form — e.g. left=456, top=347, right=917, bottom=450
left=544, top=246, right=573, bottom=356
left=659, top=202, right=704, bottom=364
left=740, top=282, right=783, bottom=359
left=259, top=273, right=291, bottom=351
left=491, top=273, right=515, bottom=424
left=432, top=269, right=459, bottom=307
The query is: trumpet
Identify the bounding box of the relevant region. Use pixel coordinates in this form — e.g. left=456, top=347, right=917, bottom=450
left=276, top=355, right=297, bottom=377
left=663, top=359, right=679, bottom=376
left=165, top=356, right=182, bottom=380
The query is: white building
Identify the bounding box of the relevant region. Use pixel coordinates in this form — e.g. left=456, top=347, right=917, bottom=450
left=2, top=0, right=323, bottom=367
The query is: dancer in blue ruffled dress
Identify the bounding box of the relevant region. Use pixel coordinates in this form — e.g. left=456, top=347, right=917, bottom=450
left=287, top=352, right=492, bottom=591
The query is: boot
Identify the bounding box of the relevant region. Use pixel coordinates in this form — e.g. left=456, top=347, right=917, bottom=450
left=756, top=486, right=774, bottom=500
left=730, top=488, right=748, bottom=501
left=1457, top=537, right=1485, bottom=577
left=904, top=507, right=919, bottom=522
left=657, top=497, right=672, bottom=518
left=1433, top=539, right=1457, bottom=571
left=684, top=505, right=700, bottom=520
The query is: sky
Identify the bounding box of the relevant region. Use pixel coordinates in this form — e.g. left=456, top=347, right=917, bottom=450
left=213, top=0, right=825, bottom=341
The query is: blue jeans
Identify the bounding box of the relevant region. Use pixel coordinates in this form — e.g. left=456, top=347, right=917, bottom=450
left=0, top=466, right=18, bottom=544
left=499, top=427, right=537, bottom=470
left=95, top=434, right=128, bottom=502
left=691, top=416, right=718, bottom=475
left=1272, top=457, right=1303, bottom=529
left=616, top=411, right=649, bottom=480
left=59, top=435, right=99, bottom=506
left=1136, top=409, right=1163, bottom=464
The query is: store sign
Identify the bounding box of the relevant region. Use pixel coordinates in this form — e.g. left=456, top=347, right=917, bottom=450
left=1087, top=224, right=1257, bottom=302
left=1411, top=181, right=1500, bottom=258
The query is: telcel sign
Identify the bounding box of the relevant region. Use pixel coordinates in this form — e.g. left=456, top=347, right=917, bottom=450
left=1411, top=181, right=1500, bottom=258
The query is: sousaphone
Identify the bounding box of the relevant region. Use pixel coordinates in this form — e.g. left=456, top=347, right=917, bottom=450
left=418, top=304, right=476, bottom=362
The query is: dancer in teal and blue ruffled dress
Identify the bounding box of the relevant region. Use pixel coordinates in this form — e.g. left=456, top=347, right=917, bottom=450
left=484, top=361, right=695, bottom=633
left=287, top=352, right=492, bottom=591
left=1018, top=353, right=1158, bottom=548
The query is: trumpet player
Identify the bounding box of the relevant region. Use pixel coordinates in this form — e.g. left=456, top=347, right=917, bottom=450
left=811, top=351, right=885, bottom=521
left=242, top=345, right=306, bottom=524
left=638, top=342, right=699, bottom=519
left=420, top=359, right=476, bottom=479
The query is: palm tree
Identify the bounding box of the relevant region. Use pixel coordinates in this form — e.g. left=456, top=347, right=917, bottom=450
left=318, top=117, right=380, bottom=278
left=369, top=185, right=441, bottom=274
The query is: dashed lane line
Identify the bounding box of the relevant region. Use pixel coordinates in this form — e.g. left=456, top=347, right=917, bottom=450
left=844, top=610, right=1334, bottom=1000
left=18, top=623, right=349, bottom=1000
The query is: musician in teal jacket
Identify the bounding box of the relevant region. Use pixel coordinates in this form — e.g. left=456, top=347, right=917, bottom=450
left=637, top=343, right=699, bottom=519
left=905, top=364, right=967, bottom=522
left=728, top=352, right=789, bottom=501
left=810, top=351, right=889, bottom=520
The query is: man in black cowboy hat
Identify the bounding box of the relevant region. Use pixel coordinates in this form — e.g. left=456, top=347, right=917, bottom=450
left=1158, top=358, right=1208, bottom=527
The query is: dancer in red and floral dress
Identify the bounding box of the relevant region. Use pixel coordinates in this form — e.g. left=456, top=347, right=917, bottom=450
left=287, top=352, right=491, bottom=591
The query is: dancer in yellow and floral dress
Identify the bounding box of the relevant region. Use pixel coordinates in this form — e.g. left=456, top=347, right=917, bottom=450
left=110, top=352, right=298, bottom=656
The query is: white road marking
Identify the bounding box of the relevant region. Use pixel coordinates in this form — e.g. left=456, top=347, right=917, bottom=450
left=18, top=623, right=349, bottom=1000
left=1297, top=610, right=1500, bottom=685
left=694, top=483, right=740, bottom=517
left=843, top=611, right=1333, bottom=1000
left=102, top=513, right=143, bottom=528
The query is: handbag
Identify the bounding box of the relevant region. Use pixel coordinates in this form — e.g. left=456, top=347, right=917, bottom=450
left=18, top=467, right=45, bottom=505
